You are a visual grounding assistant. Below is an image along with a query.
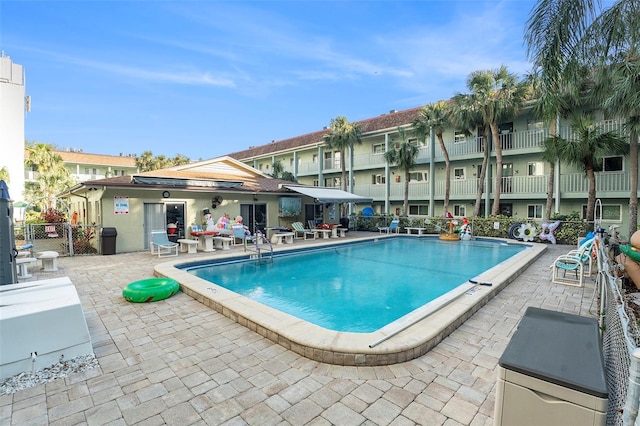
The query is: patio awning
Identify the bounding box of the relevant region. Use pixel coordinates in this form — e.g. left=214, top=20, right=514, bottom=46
left=283, top=186, right=373, bottom=203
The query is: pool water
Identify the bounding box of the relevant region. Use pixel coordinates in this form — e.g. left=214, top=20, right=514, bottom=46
left=186, top=238, right=525, bottom=333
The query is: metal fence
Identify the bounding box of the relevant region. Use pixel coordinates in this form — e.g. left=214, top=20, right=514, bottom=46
left=596, top=236, right=640, bottom=425
left=15, top=223, right=100, bottom=256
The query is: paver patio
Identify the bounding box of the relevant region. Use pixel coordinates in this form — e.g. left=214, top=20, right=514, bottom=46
left=0, top=236, right=596, bottom=425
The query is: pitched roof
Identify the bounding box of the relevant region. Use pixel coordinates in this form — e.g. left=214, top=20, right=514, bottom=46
left=71, top=156, right=292, bottom=194
left=227, top=106, right=424, bottom=160
left=53, top=150, right=138, bottom=167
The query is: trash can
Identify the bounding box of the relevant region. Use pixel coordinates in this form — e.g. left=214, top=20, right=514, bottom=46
left=101, top=227, right=117, bottom=255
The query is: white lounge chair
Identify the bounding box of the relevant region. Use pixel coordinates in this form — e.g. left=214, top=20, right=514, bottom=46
left=150, top=230, right=179, bottom=258
left=378, top=219, right=400, bottom=234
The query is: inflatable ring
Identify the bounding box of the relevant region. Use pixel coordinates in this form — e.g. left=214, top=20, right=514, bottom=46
left=123, top=278, right=180, bottom=303
left=539, top=220, right=560, bottom=244
left=515, top=223, right=537, bottom=242
left=508, top=222, right=523, bottom=240
left=619, top=243, right=640, bottom=263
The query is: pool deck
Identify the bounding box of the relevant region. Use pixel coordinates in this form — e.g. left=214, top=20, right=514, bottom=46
left=1, top=233, right=597, bottom=425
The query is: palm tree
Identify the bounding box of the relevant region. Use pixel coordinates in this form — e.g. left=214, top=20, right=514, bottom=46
left=554, top=113, right=629, bottom=221
left=525, top=0, right=639, bottom=235
left=383, top=128, right=419, bottom=216
left=413, top=101, right=453, bottom=215
left=24, top=142, right=73, bottom=209
left=270, top=160, right=284, bottom=179
left=463, top=66, right=529, bottom=216
left=323, top=116, right=363, bottom=216
left=449, top=94, right=488, bottom=217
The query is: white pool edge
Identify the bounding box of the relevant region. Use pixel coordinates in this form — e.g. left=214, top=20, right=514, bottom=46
left=155, top=237, right=546, bottom=366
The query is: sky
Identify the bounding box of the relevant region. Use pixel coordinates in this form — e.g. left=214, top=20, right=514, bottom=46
left=1, top=0, right=536, bottom=161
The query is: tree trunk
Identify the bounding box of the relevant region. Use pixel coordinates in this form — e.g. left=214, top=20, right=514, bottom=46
left=437, top=132, right=451, bottom=214
left=545, top=163, right=555, bottom=221
left=340, top=148, right=347, bottom=217
left=473, top=127, right=490, bottom=217
left=404, top=171, right=410, bottom=216
left=629, top=130, right=638, bottom=237
left=586, top=168, right=596, bottom=222
left=490, top=122, right=502, bottom=216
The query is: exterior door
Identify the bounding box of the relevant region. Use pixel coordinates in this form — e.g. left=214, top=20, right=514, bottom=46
left=143, top=203, right=165, bottom=250
left=502, top=163, right=513, bottom=193
left=240, top=203, right=267, bottom=234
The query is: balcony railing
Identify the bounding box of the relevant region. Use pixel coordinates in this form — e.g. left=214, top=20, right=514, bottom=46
left=352, top=171, right=634, bottom=202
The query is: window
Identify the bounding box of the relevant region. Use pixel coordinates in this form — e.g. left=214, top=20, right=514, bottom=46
left=372, top=143, right=385, bottom=154
left=409, top=204, right=429, bottom=215
left=324, top=177, right=340, bottom=187
left=453, top=205, right=466, bottom=216
left=527, top=204, right=543, bottom=219
left=527, top=119, right=544, bottom=131
left=312, top=154, right=318, bottom=164
left=312, top=179, right=319, bottom=187
left=454, top=168, right=465, bottom=180
left=454, top=131, right=466, bottom=144
left=582, top=204, right=622, bottom=221
left=527, top=162, right=544, bottom=176
left=603, top=156, right=623, bottom=172
left=408, top=138, right=421, bottom=147
left=289, top=158, right=294, bottom=166
left=409, top=171, right=428, bottom=182
left=372, top=174, right=386, bottom=185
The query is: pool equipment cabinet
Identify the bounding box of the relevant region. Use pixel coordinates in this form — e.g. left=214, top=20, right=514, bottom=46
left=0, top=180, right=17, bottom=285
left=494, top=307, right=608, bottom=426
left=0, top=277, right=93, bottom=381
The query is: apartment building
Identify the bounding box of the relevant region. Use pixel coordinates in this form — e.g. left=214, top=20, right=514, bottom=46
left=228, top=105, right=633, bottom=230
left=24, top=149, right=139, bottom=184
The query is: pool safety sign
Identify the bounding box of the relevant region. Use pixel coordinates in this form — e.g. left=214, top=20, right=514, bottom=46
left=114, top=196, right=129, bottom=215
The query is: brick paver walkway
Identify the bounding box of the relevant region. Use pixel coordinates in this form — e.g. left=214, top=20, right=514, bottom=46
left=0, top=240, right=596, bottom=425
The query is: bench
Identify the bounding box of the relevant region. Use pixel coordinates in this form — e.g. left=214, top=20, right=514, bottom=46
left=405, top=227, right=427, bottom=235
left=213, top=236, right=233, bottom=250
left=272, top=232, right=295, bottom=245
left=16, top=257, right=38, bottom=279
left=177, top=238, right=199, bottom=254
left=37, top=251, right=59, bottom=272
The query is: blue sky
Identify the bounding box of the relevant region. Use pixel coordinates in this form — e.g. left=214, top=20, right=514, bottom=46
left=2, top=0, right=535, bottom=160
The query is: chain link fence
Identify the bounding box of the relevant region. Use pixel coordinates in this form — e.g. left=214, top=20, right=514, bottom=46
left=597, top=239, right=640, bottom=425
left=15, top=223, right=100, bottom=256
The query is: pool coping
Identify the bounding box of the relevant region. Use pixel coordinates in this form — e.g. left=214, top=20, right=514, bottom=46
left=154, top=235, right=546, bottom=366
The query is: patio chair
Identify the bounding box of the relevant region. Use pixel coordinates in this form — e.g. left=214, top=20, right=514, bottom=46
left=150, top=230, right=179, bottom=258
left=291, top=222, right=317, bottom=240
left=551, top=237, right=596, bottom=287
left=233, top=224, right=253, bottom=251
left=378, top=219, right=400, bottom=234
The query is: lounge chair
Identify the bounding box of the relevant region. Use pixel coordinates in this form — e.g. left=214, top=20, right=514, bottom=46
left=233, top=224, right=253, bottom=251
left=291, top=222, right=317, bottom=240
left=378, top=219, right=400, bottom=234
left=150, top=230, right=179, bottom=258
left=551, top=237, right=595, bottom=287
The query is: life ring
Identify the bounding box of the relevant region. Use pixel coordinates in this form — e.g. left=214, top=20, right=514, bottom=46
left=508, top=222, right=523, bottom=240
left=619, top=243, right=640, bottom=263
left=123, top=278, right=180, bottom=303
left=539, top=220, right=560, bottom=244
left=515, top=223, right=537, bottom=242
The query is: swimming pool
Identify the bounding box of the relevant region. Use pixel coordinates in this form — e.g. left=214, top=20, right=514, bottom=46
left=155, top=234, right=545, bottom=366
left=184, top=238, right=525, bottom=332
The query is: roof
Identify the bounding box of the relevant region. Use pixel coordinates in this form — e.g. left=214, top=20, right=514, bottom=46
left=69, top=156, right=293, bottom=195
left=227, top=106, right=424, bottom=160
left=53, top=150, right=138, bottom=167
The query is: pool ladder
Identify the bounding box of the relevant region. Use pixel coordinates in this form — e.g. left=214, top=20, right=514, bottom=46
left=249, top=231, right=273, bottom=264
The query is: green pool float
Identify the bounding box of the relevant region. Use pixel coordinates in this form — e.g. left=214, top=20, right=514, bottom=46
left=123, top=278, right=180, bottom=303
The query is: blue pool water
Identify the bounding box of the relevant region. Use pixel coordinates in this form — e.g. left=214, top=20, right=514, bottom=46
left=185, top=238, right=526, bottom=333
